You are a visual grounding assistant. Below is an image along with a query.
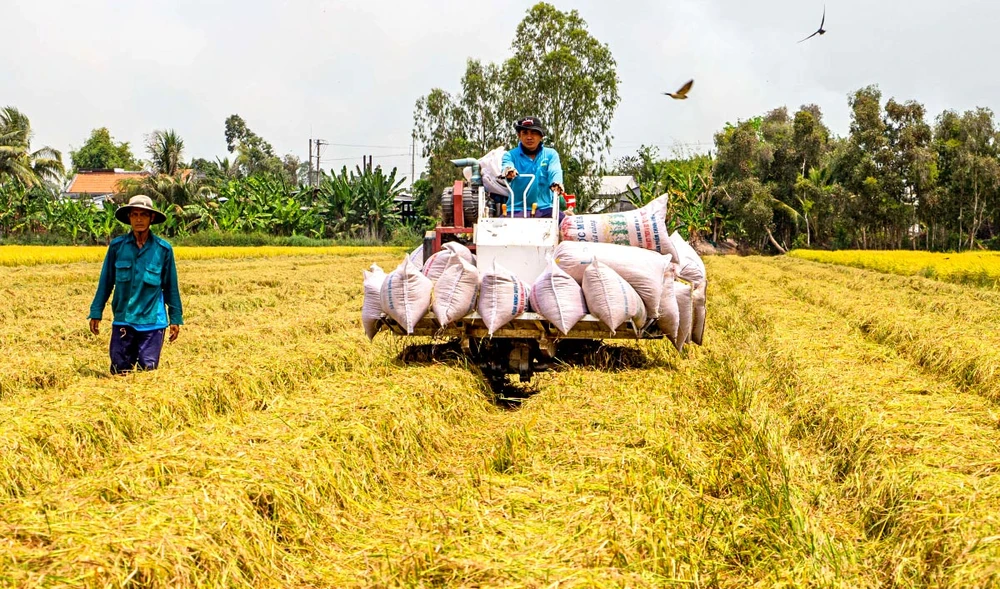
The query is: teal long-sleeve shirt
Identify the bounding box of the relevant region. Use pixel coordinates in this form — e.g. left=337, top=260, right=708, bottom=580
left=89, top=232, right=184, bottom=327
left=501, top=144, right=565, bottom=213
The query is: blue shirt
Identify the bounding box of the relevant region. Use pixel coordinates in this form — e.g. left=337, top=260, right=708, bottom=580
left=89, top=232, right=184, bottom=329
left=501, top=144, right=565, bottom=213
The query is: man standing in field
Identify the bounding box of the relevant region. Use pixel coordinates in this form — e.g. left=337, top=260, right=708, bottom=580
left=88, top=195, right=183, bottom=374
left=501, top=116, right=571, bottom=218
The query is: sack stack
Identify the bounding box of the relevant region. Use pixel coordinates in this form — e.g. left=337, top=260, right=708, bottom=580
left=362, top=193, right=708, bottom=350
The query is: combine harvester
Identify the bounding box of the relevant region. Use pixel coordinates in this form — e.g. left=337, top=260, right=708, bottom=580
left=373, top=158, right=683, bottom=387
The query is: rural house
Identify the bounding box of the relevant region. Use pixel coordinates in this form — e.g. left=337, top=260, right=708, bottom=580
left=394, top=193, right=417, bottom=223
left=581, top=175, right=641, bottom=212
left=62, top=169, right=149, bottom=208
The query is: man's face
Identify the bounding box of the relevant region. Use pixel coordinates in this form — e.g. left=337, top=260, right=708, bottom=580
left=518, top=129, right=543, bottom=150
left=130, top=210, right=152, bottom=232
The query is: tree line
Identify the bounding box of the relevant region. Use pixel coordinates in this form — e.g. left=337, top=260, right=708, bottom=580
left=612, top=86, right=1000, bottom=252
left=414, top=3, right=1000, bottom=253
left=0, top=111, right=415, bottom=244
left=5, top=1, right=1000, bottom=252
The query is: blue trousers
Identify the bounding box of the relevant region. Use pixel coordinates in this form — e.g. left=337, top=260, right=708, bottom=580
left=109, top=325, right=165, bottom=374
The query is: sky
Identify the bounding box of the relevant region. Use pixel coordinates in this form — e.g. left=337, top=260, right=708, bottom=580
left=4, top=0, right=1000, bottom=182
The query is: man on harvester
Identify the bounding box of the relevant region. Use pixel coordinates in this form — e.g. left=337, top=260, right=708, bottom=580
left=501, top=116, right=572, bottom=219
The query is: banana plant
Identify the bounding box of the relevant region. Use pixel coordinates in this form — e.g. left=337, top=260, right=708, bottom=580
left=0, top=180, right=29, bottom=237
left=353, top=165, right=404, bottom=240
left=182, top=200, right=220, bottom=232
left=314, top=168, right=359, bottom=237
left=85, top=203, right=118, bottom=244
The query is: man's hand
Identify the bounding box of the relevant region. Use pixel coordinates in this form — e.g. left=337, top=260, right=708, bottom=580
left=169, top=324, right=181, bottom=343
left=551, top=183, right=573, bottom=215
left=503, top=167, right=517, bottom=181
left=89, top=319, right=101, bottom=335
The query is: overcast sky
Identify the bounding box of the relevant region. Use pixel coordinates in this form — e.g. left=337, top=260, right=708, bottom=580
left=4, top=0, right=999, bottom=180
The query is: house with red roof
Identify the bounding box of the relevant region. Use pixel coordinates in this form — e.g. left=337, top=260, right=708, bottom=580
left=62, top=169, right=149, bottom=207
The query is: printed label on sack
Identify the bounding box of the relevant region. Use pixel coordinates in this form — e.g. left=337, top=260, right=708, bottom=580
left=384, top=276, right=396, bottom=311
left=509, top=274, right=526, bottom=315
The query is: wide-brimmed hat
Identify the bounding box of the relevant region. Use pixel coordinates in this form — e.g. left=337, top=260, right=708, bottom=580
left=115, top=195, right=166, bottom=225
left=514, top=116, right=547, bottom=136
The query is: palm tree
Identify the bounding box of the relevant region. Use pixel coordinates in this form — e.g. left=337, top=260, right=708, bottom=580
left=215, top=156, right=240, bottom=180
left=145, top=129, right=185, bottom=176
left=118, top=172, right=210, bottom=207
left=0, top=107, right=65, bottom=187
left=792, top=165, right=834, bottom=247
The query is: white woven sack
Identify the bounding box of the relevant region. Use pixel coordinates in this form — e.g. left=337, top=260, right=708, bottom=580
left=582, top=259, right=646, bottom=335
left=442, top=241, right=475, bottom=265
left=432, top=257, right=480, bottom=327
left=478, top=261, right=530, bottom=335
left=380, top=256, right=433, bottom=335
left=691, top=280, right=707, bottom=346
left=530, top=261, right=588, bottom=335
left=554, top=241, right=666, bottom=320
left=559, top=195, right=679, bottom=260
left=361, top=263, right=386, bottom=341
left=421, top=249, right=457, bottom=282
left=674, top=281, right=694, bottom=353
left=479, top=147, right=509, bottom=198
left=407, top=245, right=424, bottom=268
left=657, top=262, right=680, bottom=344
left=669, top=232, right=707, bottom=284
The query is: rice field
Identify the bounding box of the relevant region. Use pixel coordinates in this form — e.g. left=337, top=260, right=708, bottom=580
left=0, top=245, right=407, bottom=267
left=2, top=247, right=1000, bottom=587
left=790, top=249, right=1000, bottom=288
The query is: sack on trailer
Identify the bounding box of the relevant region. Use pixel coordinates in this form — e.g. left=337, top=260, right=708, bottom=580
left=674, top=281, right=694, bottom=353
left=582, top=259, right=647, bottom=335
left=361, top=263, right=386, bottom=340
left=670, top=231, right=707, bottom=284
left=559, top=195, right=679, bottom=260
left=407, top=245, right=424, bottom=268
left=380, top=256, right=433, bottom=335
left=432, top=257, right=480, bottom=327
left=422, top=241, right=475, bottom=282
left=657, top=262, right=680, bottom=344
left=691, top=280, right=707, bottom=346
left=530, top=261, right=588, bottom=335
left=554, top=241, right=667, bottom=320
left=422, top=251, right=454, bottom=282
left=442, top=241, right=475, bottom=265
left=478, top=261, right=530, bottom=335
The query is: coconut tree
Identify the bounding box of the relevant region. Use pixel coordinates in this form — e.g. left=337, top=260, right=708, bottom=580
left=118, top=171, right=210, bottom=208
left=145, top=129, right=185, bottom=176
left=0, top=107, right=65, bottom=187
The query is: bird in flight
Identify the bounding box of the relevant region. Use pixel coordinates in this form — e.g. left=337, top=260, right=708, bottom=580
left=798, top=6, right=827, bottom=43
left=664, top=79, right=694, bottom=100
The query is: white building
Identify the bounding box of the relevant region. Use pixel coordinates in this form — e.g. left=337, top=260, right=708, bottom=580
left=580, top=175, right=641, bottom=212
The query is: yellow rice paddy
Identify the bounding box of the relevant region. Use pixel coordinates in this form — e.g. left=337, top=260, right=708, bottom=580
left=789, top=249, right=1000, bottom=287
left=2, top=249, right=1000, bottom=586
left=0, top=245, right=408, bottom=267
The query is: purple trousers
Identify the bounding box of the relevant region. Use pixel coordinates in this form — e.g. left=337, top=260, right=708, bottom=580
left=109, top=325, right=165, bottom=374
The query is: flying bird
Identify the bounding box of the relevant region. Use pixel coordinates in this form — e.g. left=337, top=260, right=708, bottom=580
left=663, top=79, right=694, bottom=100
left=798, top=6, right=826, bottom=43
